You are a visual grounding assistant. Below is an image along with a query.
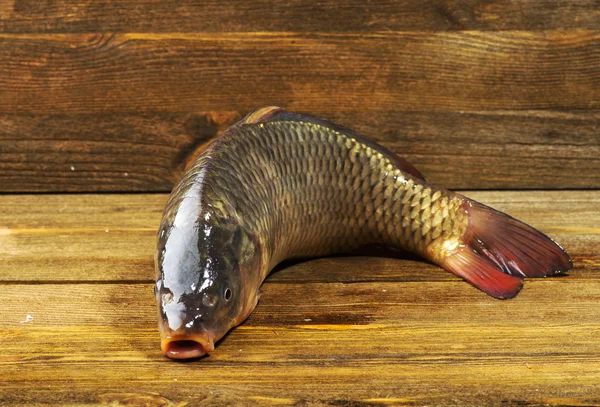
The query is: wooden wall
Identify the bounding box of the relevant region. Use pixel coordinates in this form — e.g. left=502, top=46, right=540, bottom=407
left=1, top=1, right=598, bottom=192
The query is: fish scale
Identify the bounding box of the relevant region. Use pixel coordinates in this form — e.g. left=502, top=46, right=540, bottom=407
left=204, top=120, right=466, bottom=267
left=155, top=107, right=572, bottom=359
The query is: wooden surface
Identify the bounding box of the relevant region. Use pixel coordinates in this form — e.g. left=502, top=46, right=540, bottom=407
left=2, top=32, right=598, bottom=116
left=1, top=1, right=599, bottom=405
left=0, top=1, right=598, bottom=192
left=1, top=109, right=599, bottom=192
left=1, top=191, right=599, bottom=406
left=1, top=0, right=599, bottom=33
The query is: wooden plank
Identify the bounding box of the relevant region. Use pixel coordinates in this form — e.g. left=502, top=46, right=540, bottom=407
left=0, top=0, right=599, bottom=33
left=0, top=191, right=598, bottom=405
left=0, top=191, right=597, bottom=283
left=0, top=193, right=164, bottom=282
left=0, top=112, right=239, bottom=192
left=1, top=281, right=600, bottom=405
left=1, top=110, right=599, bottom=192
left=0, top=32, right=598, bottom=116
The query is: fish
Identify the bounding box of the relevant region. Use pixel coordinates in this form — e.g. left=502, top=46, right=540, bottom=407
left=155, top=106, right=572, bottom=360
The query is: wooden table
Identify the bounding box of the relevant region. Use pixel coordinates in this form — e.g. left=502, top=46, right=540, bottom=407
left=1, top=1, right=599, bottom=405
left=1, top=191, right=598, bottom=406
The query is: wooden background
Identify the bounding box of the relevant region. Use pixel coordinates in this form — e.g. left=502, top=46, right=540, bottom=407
left=0, top=1, right=599, bottom=406
left=1, top=1, right=599, bottom=192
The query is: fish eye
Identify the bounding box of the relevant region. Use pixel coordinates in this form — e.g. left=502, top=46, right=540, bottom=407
left=223, top=286, right=232, bottom=302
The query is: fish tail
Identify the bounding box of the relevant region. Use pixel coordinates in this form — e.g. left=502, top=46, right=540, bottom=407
left=436, top=198, right=573, bottom=299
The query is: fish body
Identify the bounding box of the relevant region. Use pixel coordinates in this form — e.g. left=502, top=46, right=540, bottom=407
left=155, top=107, right=572, bottom=359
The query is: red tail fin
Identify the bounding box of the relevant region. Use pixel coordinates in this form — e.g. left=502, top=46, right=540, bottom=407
left=440, top=199, right=572, bottom=299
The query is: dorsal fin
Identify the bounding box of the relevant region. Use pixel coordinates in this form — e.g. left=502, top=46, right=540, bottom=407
left=242, top=106, right=285, bottom=124
left=243, top=107, right=426, bottom=181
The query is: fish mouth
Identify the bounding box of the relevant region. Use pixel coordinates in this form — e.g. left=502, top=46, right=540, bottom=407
left=161, top=333, right=215, bottom=360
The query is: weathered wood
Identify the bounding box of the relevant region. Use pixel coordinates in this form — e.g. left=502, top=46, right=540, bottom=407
left=0, top=112, right=240, bottom=192
left=0, top=191, right=598, bottom=405
left=1, top=278, right=600, bottom=404
left=1, top=110, right=599, bottom=192
left=2, top=322, right=599, bottom=406
left=0, top=31, right=598, bottom=191
left=0, top=0, right=599, bottom=33
left=0, top=191, right=597, bottom=282
left=0, top=32, right=598, bottom=116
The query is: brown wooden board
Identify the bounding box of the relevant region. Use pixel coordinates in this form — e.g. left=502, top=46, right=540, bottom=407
left=0, top=0, right=599, bottom=33
left=1, top=32, right=598, bottom=116
left=0, top=31, right=598, bottom=192
left=2, top=282, right=600, bottom=406
left=1, top=109, right=598, bottom=192
left=0, top=191, right=599, bottom=405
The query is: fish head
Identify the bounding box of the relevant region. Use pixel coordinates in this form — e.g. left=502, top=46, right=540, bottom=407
left=155, top=208, right=262, bottom=360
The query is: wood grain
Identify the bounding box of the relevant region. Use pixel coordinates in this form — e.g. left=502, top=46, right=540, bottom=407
left=0, top=32, right=598, bottom=115
left=1, top=191, right=597, bottom=283
left=0, top=31, right=598, bottom=192
left=1, top=282, right=600, bottom=406
left=1, top=109, right=599, bottom=192
left=0, top=111, right=240, bottom=192
left=0, top=1, right=598, bottom=403
left=0, top=0, right=599, bottom=33
left=0, top=191, right=599, bottom=405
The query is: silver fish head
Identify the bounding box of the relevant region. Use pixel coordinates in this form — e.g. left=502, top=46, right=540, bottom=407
left=154, top=196, right=262, bottom=359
